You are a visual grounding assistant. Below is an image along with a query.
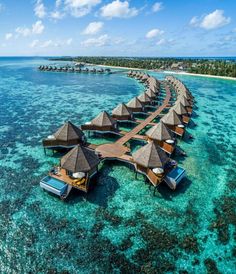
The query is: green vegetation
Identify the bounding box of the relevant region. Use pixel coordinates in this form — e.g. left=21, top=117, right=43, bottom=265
left=50, top=57, right=236, bottom=78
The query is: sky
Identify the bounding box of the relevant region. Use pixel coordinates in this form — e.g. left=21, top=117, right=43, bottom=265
left=0, top=0, right=235, bottom=57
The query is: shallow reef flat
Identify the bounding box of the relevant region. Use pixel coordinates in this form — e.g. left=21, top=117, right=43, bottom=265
left=0, top=58, right=235, bottom=273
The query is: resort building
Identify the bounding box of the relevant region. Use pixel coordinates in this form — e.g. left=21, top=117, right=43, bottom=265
left=40, top=145, right=100, bottom=197
left=126, top=97, right=144, bottom=113
left=42, top=121, right=85, bottom=151
left=112, top=103, right=133, bottom=121
left=146, top=121, right=175, bottom=155
left=81, top=111, right=118, bottom=132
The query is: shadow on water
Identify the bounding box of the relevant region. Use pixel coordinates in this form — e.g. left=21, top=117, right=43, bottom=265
left=183, top=131, right=195, bottom=144
left=67, top=162, right=120, bottom=208
left=157, top=177, right=192, bottom=201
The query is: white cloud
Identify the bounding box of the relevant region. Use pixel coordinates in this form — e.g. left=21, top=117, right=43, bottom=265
left=152, top=2, right=163, bottom=13
left=30, top=39, right=40, bottom=48
left=189, top=16, right=199, bottom=27
left=30, top=38, right=73, bottom=48
left=201, top=10, right=231, bottom=30
left=146, top=28, right=164, bottom=39
left=81, top=34, right=109, bottom=47
left=15, top=27, right=31, bottom=37
left=190, top=10, right=231, bottom=30
left=100, top=0, right=138, bottom=19
left=15, top=21, right=44, bottom=37
left=156, top=38, right=166, bottom=46
left=5, top=33, right=13, bottom=40
left=50, top=10, right=65, bottom=20
left=65, top=0, right=101, bottom=17
left=32, top=20, right=44, bottom=34
left=34, top=0, right=46, bottom=18
left=83, top=21, right=104, bottom=35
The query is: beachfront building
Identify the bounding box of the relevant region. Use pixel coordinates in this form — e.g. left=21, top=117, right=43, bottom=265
left=42, top=121, right=85, bottom=151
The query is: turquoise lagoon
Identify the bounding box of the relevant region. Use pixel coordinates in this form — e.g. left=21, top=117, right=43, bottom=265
left=0, top=57, right=235, bottom=273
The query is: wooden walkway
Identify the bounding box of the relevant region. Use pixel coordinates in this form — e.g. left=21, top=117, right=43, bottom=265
left=95, top=83, right=171, bottom=164
left=116, top=85, right=171, bottom=145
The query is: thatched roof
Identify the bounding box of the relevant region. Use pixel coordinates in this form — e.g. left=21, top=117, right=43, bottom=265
left=138, top=92, right=152, bottom=103
left=177, top=95, right=191, bottom=107
left=126, top=97, right=143, bottom=109
left=179, top=89, right=193, bottom=100
left=112, top=103, right=132, bottom=117
left=61, top=145, right=100, bottom=173
left=91, top=111, right=116, bottom=127
left=133, top=141, right=169, bottom=168
left=161, top=109, right=182, bottom=126
left=141, top=74, right=149, bottom=81
left=172, top=102, right=188, bottom=115
left=146, top=121, right=173, bottom=141
left=145, top=89, right=156, bottom=98
left=53, top=121, right=84, bottom=141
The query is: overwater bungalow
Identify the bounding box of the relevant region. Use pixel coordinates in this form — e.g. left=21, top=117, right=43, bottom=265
left=145, top=88, right=156, bottom=100
left=127, top=71, right=133, bottom=77
left=132, top=141, right=169, bottom=186
left=146, top=121, right=175, bottom=155
left=90, top=68, right=96, bottom=73
left=172, top=101, right=190, bottom=124
left=132, top=141, right=185, bottom=190
left=42, top=121, right=85, bottom=151
left=112, top=103, right=133, bottom=121
left=81, top=111, right=118, bottom=132
left=140, top=74, right=149, bottom=82
left=161, top=109, right=185, bottom=137
left=40, top=145, right=100, bottom=198
left=126, top=97, right=144, bottom=113
left=138, top=92, right=152, bottom=105
left=177, top=95, right=193, bottom=114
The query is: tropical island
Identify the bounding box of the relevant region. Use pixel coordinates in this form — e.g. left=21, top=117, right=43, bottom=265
left=51, top=56, right=236, bottom=78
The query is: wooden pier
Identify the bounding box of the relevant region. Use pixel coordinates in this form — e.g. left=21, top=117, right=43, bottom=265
left=92, top=84, right=173, bottom=186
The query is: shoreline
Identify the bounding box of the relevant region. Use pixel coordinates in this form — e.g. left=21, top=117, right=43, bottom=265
left=90, top=64, right=236, bottom=81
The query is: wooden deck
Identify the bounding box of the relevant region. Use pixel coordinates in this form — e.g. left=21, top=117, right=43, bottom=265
left=50, top=168, right=88, bottom=192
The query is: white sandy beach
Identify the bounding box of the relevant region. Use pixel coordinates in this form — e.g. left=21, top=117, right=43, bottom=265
left=92, top=64, right=236, bottom=81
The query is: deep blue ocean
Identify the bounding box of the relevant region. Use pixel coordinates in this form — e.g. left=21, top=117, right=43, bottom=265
left=0, top=57, right=235, bottom=273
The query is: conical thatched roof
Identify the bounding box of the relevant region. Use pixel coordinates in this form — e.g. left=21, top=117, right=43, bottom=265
left=133, top=141, right=169, bottom=168
left=126, top=97, right=143, bottom=109
left=141, top=74, right=149, bottom=81
left=53, top=121, right=84, bottom=141
left=146, top=121, right=173, bottom=141
left=172, top=102, right=188, bottom=115
left=145, top=88, right=156, bottom=98
left=91, top=111, right=116, bottom=127
left=61, top=145, right=100, bottom=173
left=161, top=109, right=182, bottom=126
left=179, top=90, right=193, bottom=100
left=138, top=92, right=152, bottom=103
left=177, top=95, right=191, bottom=107
left=112, top=103, right=132, bottom=117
